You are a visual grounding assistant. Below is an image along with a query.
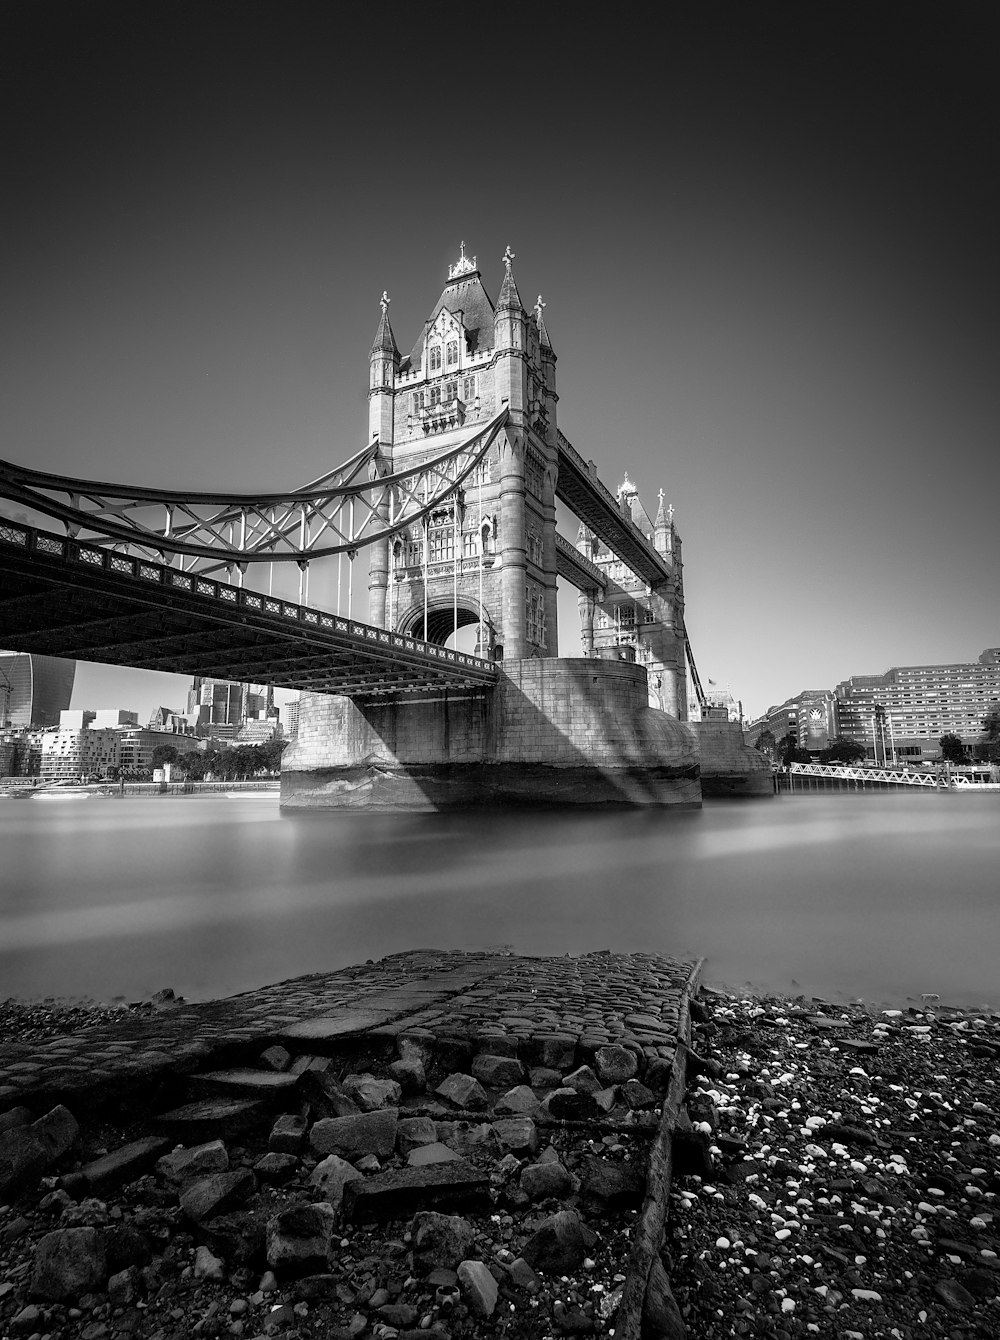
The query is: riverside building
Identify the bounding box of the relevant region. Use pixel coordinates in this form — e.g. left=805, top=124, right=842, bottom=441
left=752, top=648, right=1000, bottom=762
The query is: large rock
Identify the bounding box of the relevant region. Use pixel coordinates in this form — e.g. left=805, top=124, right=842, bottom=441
left=594, top=1044, right=638, bottom=1085
left=179, top=1169, right=255, bottom=1222
left=266, top=1203, right=336, bottom=1276
left=520, top=1160, right=575, bottom=1201
left=0, top=1127, right=48, bottom=1198
left=388, top=1055, right=426, bottom=1094
left=32, top=1105, right=79, bottom=1162
left=492, top=1117, right=539, bottom=1155
left=342, top=1073, right=402, bottom=1112
left=80, top=1137, right=172, bottom=1195
left=269, top=1114, right=307, bottom=1155
left=471, top=1054, right=527, bottom=1089
left=521, top=1209, right=590, bottom=1275
left=578, top=1155, right=645, bottom=1207
left=440, top=1121, right=503, bottom=1160
left=563, top=1065, right=602, bottom=1094
left=309, top=1154, right=363, bottom=1211
left=436, top=1073, right=489, bottom=1110
left=542, top=1087, right=601, bottom=1121
left=30, top=1227, right=107, bottom=1301
left=494, top=1085, right=540, bottom=1116
left=310, top=1109, right=397, bottom=1161
left=458, top=1258, right=499, bottom=1316
left=343, top=1160, right=490, bottom=1223
left=300, top=1069, right=361, bottom=1119
left=397, top=1117, right=439, bottom=1156
left=413, top=1211, right=475, bottom=1269
left=408, top=1142, right=462, bottom=1166
left=157, top=1139, right=229, bottom=1185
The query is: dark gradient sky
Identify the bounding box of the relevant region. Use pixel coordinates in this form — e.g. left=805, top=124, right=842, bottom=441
left=3, top=2, right=998, bottom=720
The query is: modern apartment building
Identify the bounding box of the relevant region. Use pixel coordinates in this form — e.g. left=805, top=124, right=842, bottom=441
left=835, top=649, right=1000, bottom=760
left=751, top=648, right=1000, bottom=762
left=40, top=724, right=120, bottom=781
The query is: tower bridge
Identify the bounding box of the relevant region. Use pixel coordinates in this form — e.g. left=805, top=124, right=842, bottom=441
left=0, top=245, right=771, bottom=807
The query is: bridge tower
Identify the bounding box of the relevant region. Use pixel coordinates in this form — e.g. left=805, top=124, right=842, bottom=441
left=579, top=475, right=689, bottom=719
left=366, top=245, right=559, bottom=661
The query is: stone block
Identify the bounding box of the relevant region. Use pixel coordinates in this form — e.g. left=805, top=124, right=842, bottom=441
left=458, top=1258, right=498, bottom=1316
left=157, top=1139, right=229, bottom=1186
left=342, top=1159, right=490, bottom=1223
left=31, top=1105, right=78, bottom=1162
left=254, top=1152, right=299, bottom=1185
left=269, top=1113, right=307, bottom=1155
left=520, top=1160, right=575, bottom=1201
left=79, top=1137, right=173, bottom=1196
left=310, top=1109, right=397, bottom=1161
left=309, top=1154, right=363, bottom=1210
left=266, top=1202, right=336, bottom=1276
left=0, top=1126, right=48, bottom=1198
left=521, top=1209, right=590, bottom=1275
left=492, top=1116, right=539, bottom=1155
left=435, top=1073, right=488, bottom=1110
left=342, top=1073, right=402, bottom=1112
left=408, top=1142, right=462, bottom=1167
left=471, top=1054, right=527, bottom=1089
left=154, top=1098, right=268, bottom=1144
left=397, top=1116, right=439, bottom=1155
left=179, top=1169, right=255, bottom=1222
left=493, top=1085, right=539, bottom=1116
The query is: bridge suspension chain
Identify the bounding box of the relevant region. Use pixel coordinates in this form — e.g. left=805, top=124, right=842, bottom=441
left=0, top=410, right=509, bottom=570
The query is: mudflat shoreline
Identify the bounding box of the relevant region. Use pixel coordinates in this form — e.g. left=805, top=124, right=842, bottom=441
left=1, top=952, right=998, bottom=1339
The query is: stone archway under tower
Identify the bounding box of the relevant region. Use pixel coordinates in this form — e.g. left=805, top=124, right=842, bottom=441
left=397, top=599, right=496, bottom=657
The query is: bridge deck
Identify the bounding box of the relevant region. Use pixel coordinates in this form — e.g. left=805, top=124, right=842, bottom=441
left=0, top=522, right=498, bottom=696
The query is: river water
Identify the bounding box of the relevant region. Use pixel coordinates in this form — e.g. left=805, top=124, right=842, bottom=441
left=1, top=791, right=997, bottom=1010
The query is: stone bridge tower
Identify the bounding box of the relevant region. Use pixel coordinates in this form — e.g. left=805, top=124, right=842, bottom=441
left=366, top=245, right=559, bottom=661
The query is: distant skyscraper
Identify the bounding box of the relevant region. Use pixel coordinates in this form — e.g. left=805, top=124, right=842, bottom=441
left=0, top=651, right=75, bottom=726
left=186, top=677, right=268, bottom=736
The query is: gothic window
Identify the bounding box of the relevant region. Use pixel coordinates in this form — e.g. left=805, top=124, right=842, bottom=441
left=446, top=340, right=458, bottom=366
left=430, top=385, right=441, bottom=407
left=526, top=529, right=542, bottom=565
left=445, top=380, right=457, bottom=402
left=526, top=582, right=546, bottom=648
left=429, top=345, right=442, bottom=372
left=642, top=606, right=656, bottom=623
left=429, top=524, right=455, bottom=564
left=413, top=392, right=425, bottom=413
left=525, top=456, right=543, bottom=498
left=469, top=456, right=491, bottom=488
left=462, top=375, right=476, bottom=402
left=618, top=605, right=636, bottom=627
left=462, top=530, right=479, bottom=559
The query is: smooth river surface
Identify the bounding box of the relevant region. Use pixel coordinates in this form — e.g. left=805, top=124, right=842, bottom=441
left=1, top=791, right=997, bottom=1009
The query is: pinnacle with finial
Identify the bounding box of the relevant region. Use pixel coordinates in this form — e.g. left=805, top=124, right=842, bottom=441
left=380, top=290, right=390, bottom=314
left=503, top=245, right=515, bottom=270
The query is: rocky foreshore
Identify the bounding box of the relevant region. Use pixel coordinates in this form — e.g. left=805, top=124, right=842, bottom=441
left=1, top=963, right=998, bottom=1340
left=667, top=989, right=1000, bottom=1339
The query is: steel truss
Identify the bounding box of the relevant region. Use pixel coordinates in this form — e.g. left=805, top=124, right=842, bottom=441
left=0, top=410, right=509, bottom=572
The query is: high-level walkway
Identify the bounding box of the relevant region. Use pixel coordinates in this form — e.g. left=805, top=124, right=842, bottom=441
left=0, top=949, right=699, bottom=1113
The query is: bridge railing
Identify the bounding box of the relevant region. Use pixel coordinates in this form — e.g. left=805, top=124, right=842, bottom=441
left=0, top=520, right=499, bottom=683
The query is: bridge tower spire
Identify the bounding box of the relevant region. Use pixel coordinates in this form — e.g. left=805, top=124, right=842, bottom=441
left=368, top=291, right=399, bottom=627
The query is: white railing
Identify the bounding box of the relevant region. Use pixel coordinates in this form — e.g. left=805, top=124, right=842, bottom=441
left=789, top=762, right=1000, bottom=789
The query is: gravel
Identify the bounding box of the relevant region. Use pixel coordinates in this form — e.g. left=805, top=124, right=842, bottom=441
left=664, top=989, right=1000, bottom=1339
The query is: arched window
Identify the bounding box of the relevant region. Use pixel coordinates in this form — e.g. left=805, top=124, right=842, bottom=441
left=429, top=346, right=442, bottom=372
left=430, top=385, right=441, bottom=407
left=445, top=381, right=457, bottom=402
left=446, top=340, right=458, bottom=366
left=462, top=375, right=476, bottom=402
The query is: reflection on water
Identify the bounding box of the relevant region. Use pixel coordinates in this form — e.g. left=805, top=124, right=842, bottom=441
left=0, top=792, right=997, bottom=1008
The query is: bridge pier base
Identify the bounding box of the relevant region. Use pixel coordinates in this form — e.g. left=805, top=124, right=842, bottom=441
left=280, top=658, right=701, bottom=810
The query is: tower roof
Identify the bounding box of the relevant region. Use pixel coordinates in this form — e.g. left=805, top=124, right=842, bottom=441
left=369, top=291, right=399, bottom=359
left=496, top=245, right=524, bottom=313
left=403, top=245, right=496, bottom=371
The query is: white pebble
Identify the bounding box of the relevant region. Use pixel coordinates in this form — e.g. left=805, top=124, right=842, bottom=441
left=715, top=1237, right=731, bottom=1249
left=852, top=1289, right=883, bottom=1301
left=781, top=1298, right=795, bottom=1312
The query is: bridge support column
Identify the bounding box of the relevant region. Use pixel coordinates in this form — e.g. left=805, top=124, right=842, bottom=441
left=281, top=658, right=702, bottom=810
left=577, top=590, right=595, bottom=657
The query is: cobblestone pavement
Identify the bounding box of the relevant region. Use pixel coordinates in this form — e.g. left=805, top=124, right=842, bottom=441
left=0, top=950, right=699, bottom=1111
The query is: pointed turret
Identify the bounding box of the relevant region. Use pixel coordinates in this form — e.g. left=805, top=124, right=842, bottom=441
left=533, top=294, right=552, bottom=350
left=497, top=244, right=525, bottom=313
left=654, top=488, right=670, bottom=554
left=369, top=290, right=398, bottom=446
left=369, top=289, right=400, bottom=359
